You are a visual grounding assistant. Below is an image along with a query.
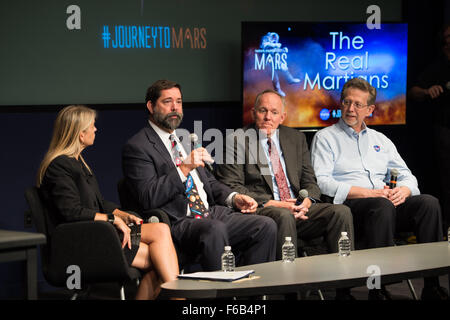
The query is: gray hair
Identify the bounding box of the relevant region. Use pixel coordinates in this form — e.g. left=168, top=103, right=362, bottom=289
left=254, top=89, right=286, bottom=112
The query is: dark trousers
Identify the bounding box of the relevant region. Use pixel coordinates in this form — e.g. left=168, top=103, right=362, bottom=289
left=434, top=125, right=450, bottom=233
left=257, top=203, right=354, bottom=260
left=344, top=194, right=443, bottom=249
left=171, top=205, right=277, bottom=271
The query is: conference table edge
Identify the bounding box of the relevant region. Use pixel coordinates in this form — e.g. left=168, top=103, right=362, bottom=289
left=161, top=242, right=450, bottom=299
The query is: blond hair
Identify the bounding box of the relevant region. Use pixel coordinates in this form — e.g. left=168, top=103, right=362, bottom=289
left=37, top=105, right=96, bottom=186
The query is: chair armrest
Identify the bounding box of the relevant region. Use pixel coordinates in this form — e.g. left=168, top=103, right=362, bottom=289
left=46, top=221, right=136, bottom=286
left=320, top=194, right=334, bottom=203
left=124, top=210, right=142, bottom=219
left=146, top=208, right=171, bottom=227
left=121, top=206, right=170, bottom=227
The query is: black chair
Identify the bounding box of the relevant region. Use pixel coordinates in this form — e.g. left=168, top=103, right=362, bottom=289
left=117, top=178, right=171, bottom=225
left=117, top=178, right=202, bottom=273
left=24, top=186, right=141, bottom=300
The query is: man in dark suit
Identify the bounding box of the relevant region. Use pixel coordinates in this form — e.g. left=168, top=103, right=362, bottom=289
left=215, top=89, right=354, bottom=299
left=122, top=80, right=276, bottom=271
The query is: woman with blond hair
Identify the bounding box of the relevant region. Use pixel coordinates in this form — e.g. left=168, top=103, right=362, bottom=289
left=38, top=105, right=179, bottom=300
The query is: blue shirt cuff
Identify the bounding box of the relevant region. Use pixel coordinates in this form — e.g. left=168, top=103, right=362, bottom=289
left=334, top=183, right=352, bottom=204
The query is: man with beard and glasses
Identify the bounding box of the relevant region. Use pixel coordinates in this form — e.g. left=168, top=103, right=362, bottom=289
left=121, top=79, right=276, bottom=271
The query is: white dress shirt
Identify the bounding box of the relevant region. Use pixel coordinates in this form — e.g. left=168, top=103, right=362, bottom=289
left=311, top=119, right=420, bottom=204
left=149, top=120, right=235, bottom=214
left=149, top=120, right=209, bottom=215
left=259, top=131, right=295, bottom=200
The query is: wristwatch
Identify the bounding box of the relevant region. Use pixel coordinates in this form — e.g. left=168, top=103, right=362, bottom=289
left=258, top=200, right=269, bottom=208
left=107, top=213, right=115, bottom=224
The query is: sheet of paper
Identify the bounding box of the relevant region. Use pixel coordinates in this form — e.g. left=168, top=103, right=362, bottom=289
left=177, top=270, right=255, bottom=282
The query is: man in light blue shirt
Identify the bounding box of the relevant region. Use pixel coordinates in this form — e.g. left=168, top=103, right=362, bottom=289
left=311, top=78, right=447, bottom=300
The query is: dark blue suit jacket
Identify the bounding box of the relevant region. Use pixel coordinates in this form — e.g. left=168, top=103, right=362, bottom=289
left=122, top=122, right=232, bottom=222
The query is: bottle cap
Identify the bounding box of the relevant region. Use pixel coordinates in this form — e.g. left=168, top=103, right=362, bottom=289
left=224, top=246, right=231, bottom=251
left=341, top=232, right=347, bottom=236
left=285, top=236, right=291, bottom=241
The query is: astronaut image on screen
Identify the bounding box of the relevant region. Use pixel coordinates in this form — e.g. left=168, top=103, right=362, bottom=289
left=243, top=23, right=408, bottom=128
left=259, top=32, right=300, bottom=96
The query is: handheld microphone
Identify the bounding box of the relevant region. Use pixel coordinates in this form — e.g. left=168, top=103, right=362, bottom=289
left=148, top=216, right=160, bottom=223
left=389, top=168, right=399, bottom=189
left=295, top=189, right=309, bottom=205
left=189, top=133, right=214, bottom=172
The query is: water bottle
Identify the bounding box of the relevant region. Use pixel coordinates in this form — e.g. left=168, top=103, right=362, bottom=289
left=221, top=246, right=235, bottom=272
left=282, top=236, right=295, bottom=262
left=338, top=231, right=351, bottom=256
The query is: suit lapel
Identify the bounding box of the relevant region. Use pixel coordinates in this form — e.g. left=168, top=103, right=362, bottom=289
left=258, top=145, right=274, bottom=194
left=245, top=124, right=274, bottom=194
left=144, top=124, right=177, bottom=169
left=144, top=124, right=215, bottom=200
left=195, top=167, right=214, bottom=200
left=279, top=126, right=299, bottom=194
left=79, top=160, right=105, bottom=211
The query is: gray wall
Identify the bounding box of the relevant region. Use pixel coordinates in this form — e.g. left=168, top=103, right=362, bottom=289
left=0, top=0, right=401, bottom=105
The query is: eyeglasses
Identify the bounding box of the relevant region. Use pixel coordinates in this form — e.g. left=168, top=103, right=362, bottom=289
left=341, top=99, right=369, bottom=109
left=255, top=107, right=280, bottom=116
